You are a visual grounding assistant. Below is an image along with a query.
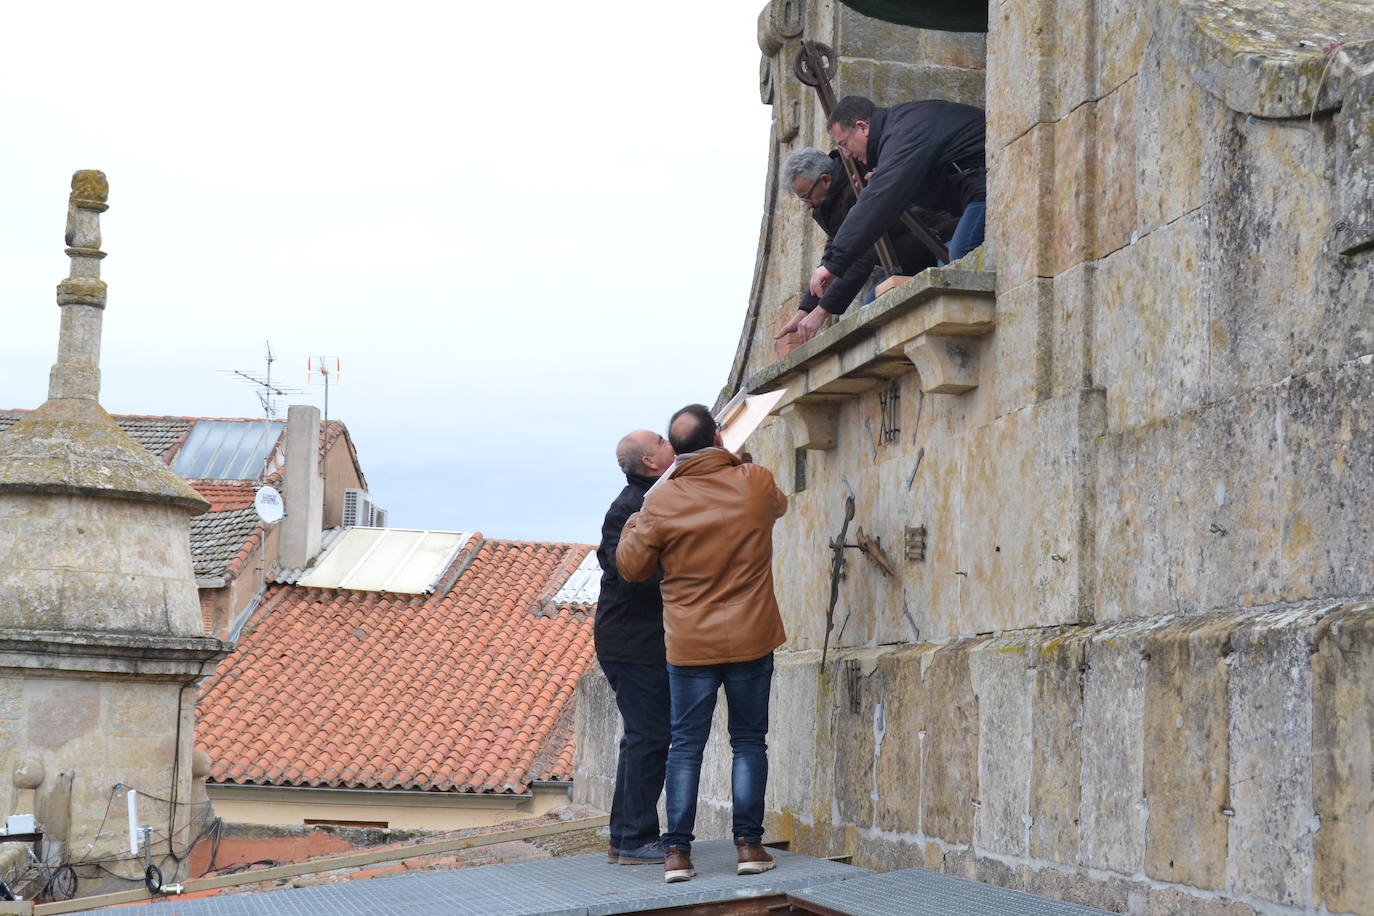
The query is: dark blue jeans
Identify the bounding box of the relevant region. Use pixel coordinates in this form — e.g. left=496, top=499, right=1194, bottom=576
left=946, top=200, right=986, bottom=263
left=600, top=659, right=671, bottom=851
left=662, top=652, right=774, bottom=853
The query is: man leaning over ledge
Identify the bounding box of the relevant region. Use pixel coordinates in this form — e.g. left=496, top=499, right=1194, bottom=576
left=777, top=145, right=951, bottom=343
left=617, top=404, right=788, bottom=885
left=810, top=94, right=987, bottom=301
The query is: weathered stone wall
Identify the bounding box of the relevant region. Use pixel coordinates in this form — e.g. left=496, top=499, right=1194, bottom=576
left=577, top=1, right=1374, bottom=913
left=0, top=493, right=204, bottom=636
left=0, top=662, right=208, bottom=895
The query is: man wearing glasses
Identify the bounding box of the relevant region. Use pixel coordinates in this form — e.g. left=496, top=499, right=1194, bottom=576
left=809, top=94, right=986, bottom=301
left=776, top=146, right=953, bottom=343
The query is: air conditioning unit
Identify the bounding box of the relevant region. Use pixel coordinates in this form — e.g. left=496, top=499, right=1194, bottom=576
left=370, top=506, right=388, bottom=528
left=342, top=488, right=374, bottom=528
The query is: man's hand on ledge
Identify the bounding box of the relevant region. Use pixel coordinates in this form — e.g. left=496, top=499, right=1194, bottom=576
left=796, top=307, right=829, bottom=341
left=774, top=309, right=806, bottom=340
left=809, top=265, right=837, bottom=297
left=774, top=307, right=830, bottom=344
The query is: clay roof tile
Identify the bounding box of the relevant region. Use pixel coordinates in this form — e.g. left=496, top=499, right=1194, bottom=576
left=197, top=541, right=596, bottom=796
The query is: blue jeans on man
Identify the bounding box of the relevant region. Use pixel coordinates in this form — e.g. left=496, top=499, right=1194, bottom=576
left=946, top=200, right=986, bottom=263
left=600, top=660, right=671, bottom=856
left=662, top=652, right=774, bottom=852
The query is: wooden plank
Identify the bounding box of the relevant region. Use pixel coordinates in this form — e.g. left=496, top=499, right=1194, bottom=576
left=0, top=902, right=35, bottom=915
left=641, top=895, right=789, bottom=915
left=783, top=896, right=854, bottom=916
left=33, top=814, right=608, bottom=915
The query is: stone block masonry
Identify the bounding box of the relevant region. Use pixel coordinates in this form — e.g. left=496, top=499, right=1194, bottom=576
left=574, top=0, right=1374, bottom=912
left=579, top=601, right=1374, bottom=913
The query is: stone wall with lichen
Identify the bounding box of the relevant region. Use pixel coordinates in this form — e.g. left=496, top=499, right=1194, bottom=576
left=578, top=1, right=1374, bottom=913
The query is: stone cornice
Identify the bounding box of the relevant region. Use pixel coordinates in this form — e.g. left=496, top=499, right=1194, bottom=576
left=1160, top=0, right=1374, bottom=119
left=0, top=627, right=230, bottom=680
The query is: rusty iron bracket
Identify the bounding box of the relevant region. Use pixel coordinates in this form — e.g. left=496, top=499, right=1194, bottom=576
left=822, top=492, right=901, bottom=672
left=852, top=526, right=896, bottom=577
left=822, top=494, right=856, bottom=673
left=904, top=525, right=927, bottom=561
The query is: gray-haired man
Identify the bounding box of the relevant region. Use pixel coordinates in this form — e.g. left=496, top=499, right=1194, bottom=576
left=777, top=146, right=946, bottom=343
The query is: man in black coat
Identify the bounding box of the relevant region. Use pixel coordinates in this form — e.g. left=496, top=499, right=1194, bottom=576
left=810, top=95, right=986, bottom=300
left=775, top=146, right=951, bottom=342
left=596, top=428, right=675, bottom=865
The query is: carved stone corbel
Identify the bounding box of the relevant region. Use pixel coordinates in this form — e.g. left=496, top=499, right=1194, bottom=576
left=903, top=335, right=981, bottom=394
left=782, top=401, right=838, bottom=450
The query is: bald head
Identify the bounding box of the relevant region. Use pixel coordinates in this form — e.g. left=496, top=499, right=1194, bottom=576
left=668, top=404, right=720, bottom=455
left=616, top=429, right=674, bottom=477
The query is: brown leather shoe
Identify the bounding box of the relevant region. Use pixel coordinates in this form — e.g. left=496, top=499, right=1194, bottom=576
left=736, top=838, right=776, bottom=875
left=664, top=845, right=695, bottom=883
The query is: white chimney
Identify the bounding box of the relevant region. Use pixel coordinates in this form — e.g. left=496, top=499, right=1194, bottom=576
left=280, top=404, right=324, bottom=568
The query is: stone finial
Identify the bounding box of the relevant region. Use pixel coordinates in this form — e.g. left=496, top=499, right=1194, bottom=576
left=0, top=171, right=208, bottom=514
left=69, top=170, right=109, bottom=212
left=50, top=170, right=110, bottom=401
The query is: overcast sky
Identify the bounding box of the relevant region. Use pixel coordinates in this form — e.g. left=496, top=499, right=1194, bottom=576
left=0, top=2, right=773, bottom=544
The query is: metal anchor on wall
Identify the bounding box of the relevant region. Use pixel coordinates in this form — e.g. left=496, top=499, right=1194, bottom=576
left=822, top=490, right=898, bottom=672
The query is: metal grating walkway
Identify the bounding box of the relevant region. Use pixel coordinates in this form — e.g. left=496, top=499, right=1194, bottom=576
left=90, top=841, right=869, bottom=916
left=786, top=866, right=1117, bottom=916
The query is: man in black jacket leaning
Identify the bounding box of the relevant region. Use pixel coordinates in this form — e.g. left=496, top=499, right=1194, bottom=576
left=810, top=95, right=986, bottom=301
left=596, top=428, right=675, bottom=865
left=775, top=146, right=950, bottom=342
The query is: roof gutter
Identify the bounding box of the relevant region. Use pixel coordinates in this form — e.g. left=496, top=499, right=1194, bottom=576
left=207, top=782, right=535, bottom=809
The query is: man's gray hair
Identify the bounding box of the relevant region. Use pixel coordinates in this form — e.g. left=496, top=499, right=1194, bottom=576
left=783, top=147, right=836, bottom=188
left=616, top=433, right=649, bottom=476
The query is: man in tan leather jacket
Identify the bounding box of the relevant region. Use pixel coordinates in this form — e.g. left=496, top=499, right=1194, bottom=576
left=617, top=403, right=788, bottom=884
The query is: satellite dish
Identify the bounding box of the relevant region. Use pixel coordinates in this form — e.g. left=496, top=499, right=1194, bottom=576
left=254, top=486, right=284, bottom=524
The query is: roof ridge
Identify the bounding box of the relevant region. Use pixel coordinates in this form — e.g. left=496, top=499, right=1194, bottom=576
left=430, top=532, right=486, bottom=597
left=528, top=545, right=594, bottom=619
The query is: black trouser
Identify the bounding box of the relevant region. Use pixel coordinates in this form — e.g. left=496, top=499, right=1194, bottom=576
left=599, top=659, right=671, bottom=851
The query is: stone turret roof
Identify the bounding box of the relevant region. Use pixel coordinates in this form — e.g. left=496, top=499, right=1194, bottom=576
left=0, top=410, right=194, bottom=458
left=0, top=399, right=209, bottom=512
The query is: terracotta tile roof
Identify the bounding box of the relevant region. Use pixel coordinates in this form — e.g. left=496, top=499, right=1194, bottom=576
left=189, top=508, right=264, bottom=579
left=197, top=538, right=597, bottom=794
left=193, top=483, right=258, bottom=513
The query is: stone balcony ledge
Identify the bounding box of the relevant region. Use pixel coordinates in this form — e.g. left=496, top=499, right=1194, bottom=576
left=744, top=266, right=996, bottom=450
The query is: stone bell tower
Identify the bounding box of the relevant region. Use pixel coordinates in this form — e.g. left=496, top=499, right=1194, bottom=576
left=0, top=172, right=229, bottom=897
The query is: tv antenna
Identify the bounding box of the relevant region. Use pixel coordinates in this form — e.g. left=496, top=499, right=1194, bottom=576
left=307, top=356, right=342, bottom=425
left=222, top=340, right=302, bottom=419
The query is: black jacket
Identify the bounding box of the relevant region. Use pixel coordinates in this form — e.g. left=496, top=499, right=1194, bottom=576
left=823, top=101, right=985, bottom=279
left=801, top=151, right=948, bottom=315
left=594, top=472, right=665, bottom=665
